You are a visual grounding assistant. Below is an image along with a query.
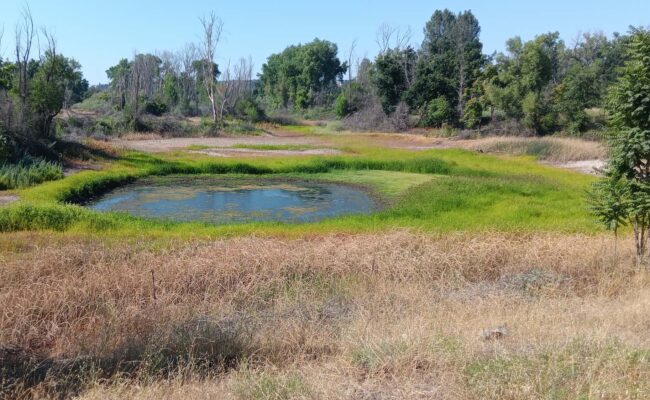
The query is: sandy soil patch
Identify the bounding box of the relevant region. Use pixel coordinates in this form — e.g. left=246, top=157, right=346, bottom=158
left=114, top=136, right=327, bottom=153
left=191, top=148, right=341, bottom=158
left=0, top=194, right=18, bottom=206
left=544, top=159, right=606, bottom=175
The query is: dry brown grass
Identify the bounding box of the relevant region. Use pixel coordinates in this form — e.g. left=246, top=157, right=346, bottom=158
left=1, top=231, right=649, bottom=399
left=463, top=136, right=606, bottom=163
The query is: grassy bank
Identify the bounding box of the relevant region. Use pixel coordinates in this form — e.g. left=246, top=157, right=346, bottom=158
left=0, top=145, right=598, bottom=236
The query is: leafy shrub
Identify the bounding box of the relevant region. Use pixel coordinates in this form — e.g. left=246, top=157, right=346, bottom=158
left=73, top=91, right=112, bottom=113
left=223, top=121, right=264, bottom=135
left=325, top=120, right=345, bottom=132
left=0, top=157, right=64, bottom=190
left=199, top=118, right=219, bottom=136
left=335, top=93, right=350, bottom=119
left=421, top=97, right=454, bottom=127
left=144, top=99, right=169, bottom=116
left=461, top=97, right=483, bottom=129
left=235, top=98, right=266, bottom=122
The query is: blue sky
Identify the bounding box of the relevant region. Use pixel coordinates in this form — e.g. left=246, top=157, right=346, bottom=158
left=1, top=0, right=648, bottom=84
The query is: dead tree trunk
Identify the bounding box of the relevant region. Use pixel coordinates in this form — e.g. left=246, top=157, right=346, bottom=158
left=200, top=13, right=223, bottom=126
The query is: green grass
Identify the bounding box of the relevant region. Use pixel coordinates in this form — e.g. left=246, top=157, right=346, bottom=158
left=0, top=145, right=600, bottom=236
left=0, top=157, right=64, bottom=190
left=231, top=144, right=319, bottom=151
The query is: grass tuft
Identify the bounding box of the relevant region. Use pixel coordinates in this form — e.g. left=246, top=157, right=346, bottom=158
left=0, top=157, right=64, bottom=190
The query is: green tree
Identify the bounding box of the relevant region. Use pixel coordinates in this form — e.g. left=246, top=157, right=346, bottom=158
left=488, top=33, right=563, bottom=134
left=106, top=59, right=131, bottom=110
left=28, top=51, right=82, bottom=138
left=408, top=9, right=483, bottom=126
left=590, top=29, right=650, bottom=266
left=0, top=59, right=14, bottom=91
left=163, top=73, right=180, bottom=107
left=259, top=39, right=347, bottom=110
left=554, top=62, right=600, bottom=133
left=372, top=47, right=416, bottom=114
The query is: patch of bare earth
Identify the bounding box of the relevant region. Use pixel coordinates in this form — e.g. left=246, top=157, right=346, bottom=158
left=0, top=194, right=18, bottom=206
left=114, top=136, right=328, bottom=153
left=543, top=159, right=606, bottom=175
left=2, top=231, right=649, bottom=398
left=191, top=148, right=341, bottom=158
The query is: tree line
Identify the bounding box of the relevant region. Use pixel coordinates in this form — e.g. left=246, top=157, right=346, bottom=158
left=0, top=9, right=87, bottom=159
left=0, top=7, right=643, bottom=160
left=95, top=9, right=634, bottom=136
left=328, top=9, right=630, bottom=134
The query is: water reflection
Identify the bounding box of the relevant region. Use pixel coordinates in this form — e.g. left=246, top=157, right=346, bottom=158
left=89, top=179, right=377, bottom=224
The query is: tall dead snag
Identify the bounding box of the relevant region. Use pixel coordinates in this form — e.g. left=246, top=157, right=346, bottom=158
left=199, top=12, right=223, bottom=125
left=14, top=6, right=34, bottom=127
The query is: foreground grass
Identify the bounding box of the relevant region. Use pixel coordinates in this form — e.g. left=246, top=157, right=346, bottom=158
left=2, top=231, right=648, bottom=399
left=0, top=144, right=599, bottom=236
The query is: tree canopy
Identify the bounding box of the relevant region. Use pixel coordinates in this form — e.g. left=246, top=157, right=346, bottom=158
left=590, top=29, right=650, bottom=265
left=259, top=39, right=347, bottom=110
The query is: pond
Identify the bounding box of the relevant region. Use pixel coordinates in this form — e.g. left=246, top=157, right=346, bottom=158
left=88, top=178, right=378, bottom=224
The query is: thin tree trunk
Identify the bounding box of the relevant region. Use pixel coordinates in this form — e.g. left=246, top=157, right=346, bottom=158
left=634, top=220, right=641, bottom=267
left=613, top=229, right=618, bottom=264
left=647, top=226, right=650, bottom=271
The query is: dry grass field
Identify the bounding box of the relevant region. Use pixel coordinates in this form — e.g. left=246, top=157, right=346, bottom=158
left=2, top=230, right=648, bottom=399
left=462, top=136, right=606, bottom=163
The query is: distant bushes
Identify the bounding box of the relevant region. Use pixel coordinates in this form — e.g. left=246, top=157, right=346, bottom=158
left=0, top=157, right=64, bottom=190
left=144, top=99, right=169, bottom=116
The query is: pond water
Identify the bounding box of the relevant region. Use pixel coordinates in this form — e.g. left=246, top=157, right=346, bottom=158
left=88, top=178, right=378, bottom=224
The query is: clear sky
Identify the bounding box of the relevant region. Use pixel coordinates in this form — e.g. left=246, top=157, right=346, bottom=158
left=1, top=0, right=648, bottom=85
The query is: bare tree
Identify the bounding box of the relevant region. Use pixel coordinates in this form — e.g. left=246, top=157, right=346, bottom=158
left=217, top=60, right=235, bottom=121
left=178, top=43, right=199, bottom=114
left=36, top=29, right=61, bottom=137
left=346, top=39, right=357, bottom=104
left=199, top=12, right=223, bottom=124
left=231, top=56, right=254, bottom=107
left=14, top=5, right=34, bottom=127
left=394, top=26, right=412, bottom=50
left=376, top=23, right=396, bottom=54
left=347, top=39, right=357, bottom=82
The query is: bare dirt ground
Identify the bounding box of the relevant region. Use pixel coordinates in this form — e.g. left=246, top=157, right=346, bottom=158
left=0, top=194, right=18, bottom=206
left=113, top=129, right=607, bottom=174
left=190, top=148, right=342, bottom=158
left=543, top=159, right=606, bottom=175
left=114, top=135, right=328, bottom=153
